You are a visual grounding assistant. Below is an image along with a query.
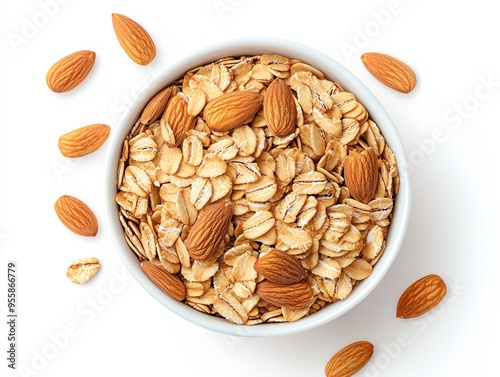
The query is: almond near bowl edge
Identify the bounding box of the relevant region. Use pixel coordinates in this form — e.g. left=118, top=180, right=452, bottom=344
left=103, top=37, right=411, bottom=338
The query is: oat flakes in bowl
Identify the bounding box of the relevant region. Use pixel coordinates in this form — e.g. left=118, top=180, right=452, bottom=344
left=104, top=38, right=411, bottom=337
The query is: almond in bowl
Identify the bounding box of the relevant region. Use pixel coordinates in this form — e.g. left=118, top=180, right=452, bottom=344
left=104, top=38, right=411, bottom=337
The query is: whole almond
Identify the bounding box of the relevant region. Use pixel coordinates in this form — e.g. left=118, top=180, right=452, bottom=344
left=140, top=86, right=176, bottom=125
left=255, top=280, right=313, bottom=309
left=264, top=78, right=297, bottom=137
left=361, top=52, right=417, bottom=93
left=54, top=195, right=98, bottom=237
left=185, top=201, right=233, bottom=262
left=46, top=50, right=96, bottom=93
left=162, top=94, right=197, bottom=146
left=397, top=274, right=447, bottom=319
left=66, top=257, right=100, bottom=284
left=343, top=147, right=378, bottom=204
left=254, top=249, right=306, bottom=285
left=58, top=124, right=110, bottom=158
left=203, top=91, right=263, bottom=132
left=111, top=13, right=156, bottom=65
left=325, top=341, right=374, bottom=377
left=141, top=261, right=186, bottom=301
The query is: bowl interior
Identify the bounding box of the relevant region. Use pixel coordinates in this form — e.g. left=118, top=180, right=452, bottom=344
left=103, top=37, right=411, bottom=337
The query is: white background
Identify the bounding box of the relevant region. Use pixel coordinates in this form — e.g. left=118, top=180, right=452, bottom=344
left=1, top=0, right=499, bottom=376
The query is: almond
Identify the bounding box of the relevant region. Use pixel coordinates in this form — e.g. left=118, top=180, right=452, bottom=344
left=140, top=86, right=177, bottom=125
left=203, top=91, right=263, bottom=132
left=255, top=280, right=313, bottom=309
left=343, top=147, right=378, bottom=204
left=54, top=195, right=98, bottom=237
left=161, top=94, right=197, bottom=146
left=361, top=52, right=417, bottom=93
left=111, top=13, right=156, bottom=66
left=141, top=261, right=186, bottom=301
left=263, top=78, right=297, bottom=137
left=58, top=124, right=110, bottom=158
left=185, top=201, right=233, bottom=262
left=46, top=50, right=96, bottom=93
left=397, top=274, right=447, bottom=319
left=254, top=249, right=306, bottom=285
left=325, top=341, right=374, bottom=377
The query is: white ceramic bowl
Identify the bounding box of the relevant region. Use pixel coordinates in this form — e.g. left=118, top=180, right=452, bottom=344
left=104, top=37, right=411, bottom=337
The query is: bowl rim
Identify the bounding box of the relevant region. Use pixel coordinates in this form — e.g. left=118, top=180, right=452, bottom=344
left=103, top=37, right=411, bottom=338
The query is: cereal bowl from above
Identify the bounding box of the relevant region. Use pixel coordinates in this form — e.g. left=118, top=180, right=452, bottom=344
left=103, top=37, right=411, bottom=337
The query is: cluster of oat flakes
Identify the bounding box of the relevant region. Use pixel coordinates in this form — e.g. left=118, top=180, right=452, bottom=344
left=115, top=53, right=399, bottom=325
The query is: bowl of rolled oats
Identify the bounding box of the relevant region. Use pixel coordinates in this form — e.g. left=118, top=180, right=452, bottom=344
left=104, top=37, right=410, bottom=337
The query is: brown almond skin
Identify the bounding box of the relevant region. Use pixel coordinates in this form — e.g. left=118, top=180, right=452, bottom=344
left=343, top=147, right=378, bottom=204
left=185, top=201, right=233, bottom=262
left=203, top=91, right=263, bottom=132
left=397, top=274, right=447, bottom=319
left=58, top=124, right=110, bottom=158
left=111, top=13, right=156, bottom=65
left=141, top=261, right=186, bottom=301
left=254, top=249, right=306, bottom=285
left=255, top=280, right=313, bottom=309
left=54, top=195, right=98, bottom=237
left=140, top=86, right=176, bottom=125
left=361, top=52, right=417, bottom=93
left=264, top=78, right=297, bottom=137
left=46, top=50, right=96, bottom=93
left=162, top=95, right=197, bottom=146
left=325, top=341, right=374, bottom=377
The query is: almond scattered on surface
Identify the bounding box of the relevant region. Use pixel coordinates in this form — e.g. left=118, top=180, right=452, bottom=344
left=111, top=13, right=156, bottom=65
left=397, top=274, right=447, bottom=319
left=58, top=124, right=110, bottom=158
left=46, top=50, right=96, bottom=93
left=54, top=195, right=98, bottom=237
left=325, top=341, right=374, bottom=377
left=361, top=52, right=417, bottom=93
